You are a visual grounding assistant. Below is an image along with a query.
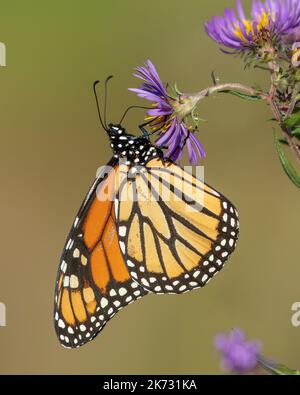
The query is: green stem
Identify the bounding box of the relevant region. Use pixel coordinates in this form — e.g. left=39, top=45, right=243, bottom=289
left=267, top=63, right=300, bottom=164
left=192, top=82, right=260, bottom=101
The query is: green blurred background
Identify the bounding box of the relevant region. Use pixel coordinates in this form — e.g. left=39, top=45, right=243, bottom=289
left=0, top=0, right=299, bottom=374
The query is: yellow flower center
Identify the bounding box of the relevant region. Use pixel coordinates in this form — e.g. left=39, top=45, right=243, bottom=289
left=234, top=8, right=275, bottom=42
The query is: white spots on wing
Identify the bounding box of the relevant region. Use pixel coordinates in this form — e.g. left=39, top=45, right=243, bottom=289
left=80, top=324, right=86, bottom=332
left=131, top=282, right=138, bottom=289
left=215, top=246, right=221, bottom=252
left=189, top=282, right=198, bottom=287
left=221, top=239, right=227, bottom=247
left=229, top=239, right=234, bottom=247
left=127, top=260, right=135, bottom=267
left=193, top=270, right=201, bottom=278
left=179, top=285, right=187, bottom=292
left=209, top=255, right=214, bottom=262
left=66, top=238, right=73, bottom=250
left=73, top=248, right=80, bottom=258
left=68, top=326, right=74, bottom=334
left=139, top=267, right=145, bottom=273
left=133, top=290, right=141, bottom=297
left=154, top=286, right=162, bottom=292
left=55, top=312, right=59, bottom=321
left=119, top=287, right=127, bottom=296
left=126, top=296, right=133, bottom=303
left=231, top=218, right=236, bottom=227
left=73, top=217, right=79, bottom=228
left=141, top=278, right=149, bottom=287
left=201, top=274, right=209, bottom=283
left=58, top=319, right=65, bottom=329
left=222, top=251, right=229, bottom=258
left=149, top=277, right=157, bottom=283
left=222, top=227, right=227, bottom=233
left=209, top=267, right=216, bottom=273
left=110, top=289, right=117, bottom=297
left=223, top=213, right=228, bottom=222
left=63, top=276, right=69, bottom=287
left=118, top=226, right=127, bottom=237
left=119, top=241, right=126, bottom=254
left=223, top=202, right=228, bottom=209
left=130, top=271, right=138, bottom=279
left=61, top=260, right=67, bottom=273
left=108, top=308, right=114, bottom=315
left=100, top=297, right=108, bottom=308
left=113, top=300, right=121, bottom=308
left=70, top=275, right=79, bottom=289
left=81, top=255, right=88, bottom=266
left=165, top=285, right=173, bottom=291
left=173, top=280, right=179, bottom=286
left=91, top=316, right=96, bottom=323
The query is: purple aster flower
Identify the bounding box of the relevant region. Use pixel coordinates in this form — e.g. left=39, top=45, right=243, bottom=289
left=214, top=328, right=262, bottom=374
left=205, top=0, right=300, bottom=53
left=129, top=60, right=205, bottom=164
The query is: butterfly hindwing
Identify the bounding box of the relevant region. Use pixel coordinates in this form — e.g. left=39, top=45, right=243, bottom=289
left=54, top=160, right=148, bottom=348
left=116, top=158, right=239, bottom=294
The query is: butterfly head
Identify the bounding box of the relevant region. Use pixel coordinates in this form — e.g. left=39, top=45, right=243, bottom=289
left=92, top=80, right=162, bottom=166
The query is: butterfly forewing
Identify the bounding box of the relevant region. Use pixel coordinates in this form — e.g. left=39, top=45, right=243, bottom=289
left=54, top=160, right=148, bottom=348
left=115, top=158, right=239, bottom=294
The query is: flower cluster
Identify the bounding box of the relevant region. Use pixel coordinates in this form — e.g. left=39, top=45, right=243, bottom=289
left=214, top=328, right=261, bottom=374
left=130, top=60, right=205, bottom=164
left=205, top=0, right=300, bottom=58
left=129, top=1, right=300, bottom=187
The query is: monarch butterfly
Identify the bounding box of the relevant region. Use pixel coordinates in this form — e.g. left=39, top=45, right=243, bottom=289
left=54, top=80, right=239, bottom=348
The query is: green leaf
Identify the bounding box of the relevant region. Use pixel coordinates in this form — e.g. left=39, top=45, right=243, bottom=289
left=221, top=90, right=261, bottom=101
left=291, top=127, right=300, bottom=140
left=274, top=134, right=300, bottom=188
left=259, top=357, right=300, bottom=375
left=278, top=138, right=288, bottom=145
left=271, top=366, right=300, bottom=375
left=283, top=112, right=300, bottom=129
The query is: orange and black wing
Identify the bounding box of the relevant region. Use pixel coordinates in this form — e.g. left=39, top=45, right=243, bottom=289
left=54, top=159, right=148, bottom=348
left=116, top=158, right=239, bottom=294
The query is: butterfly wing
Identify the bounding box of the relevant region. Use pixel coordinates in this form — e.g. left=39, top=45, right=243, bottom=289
left=115, top=158, right=239, bottom=294
left=54, top=159, right=148, bottom=348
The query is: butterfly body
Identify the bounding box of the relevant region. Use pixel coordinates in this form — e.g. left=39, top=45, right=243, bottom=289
left=54, top=123, right=239, bottom=349
left=108, top=124, right=163, bottom=166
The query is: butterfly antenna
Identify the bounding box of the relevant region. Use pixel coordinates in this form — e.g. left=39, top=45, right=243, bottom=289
left=119, top=105, right=152, bottom=125
left=93, top=80, right=107, bottom=131
left=104, top=75, right=113, bottom=128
